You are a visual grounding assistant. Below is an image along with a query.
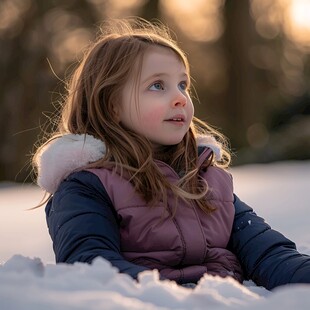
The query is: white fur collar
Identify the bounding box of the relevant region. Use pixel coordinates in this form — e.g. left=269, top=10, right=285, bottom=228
left=36, top=134, right=106, bottom=194
left=36, top=134, right=222, bottom=193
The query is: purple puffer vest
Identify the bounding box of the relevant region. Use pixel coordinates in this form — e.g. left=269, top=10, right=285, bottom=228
left=88, top=148, right=243, bottom=284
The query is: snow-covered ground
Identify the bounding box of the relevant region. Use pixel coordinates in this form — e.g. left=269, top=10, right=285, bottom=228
left=0, top=161, right=310, bottom=309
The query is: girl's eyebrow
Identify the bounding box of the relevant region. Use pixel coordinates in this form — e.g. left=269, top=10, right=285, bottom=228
left=141, top=72, right=189, bottom=84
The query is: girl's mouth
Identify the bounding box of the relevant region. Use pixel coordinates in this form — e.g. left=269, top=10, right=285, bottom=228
left=165, top=115, right=186, bottom=122
left=165, top=116, right=186, bottom=125
left=169, top=118, right=183, bottom=121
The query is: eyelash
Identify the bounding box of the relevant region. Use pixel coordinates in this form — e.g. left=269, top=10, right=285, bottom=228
left=149, top=80, right=189, bottom=91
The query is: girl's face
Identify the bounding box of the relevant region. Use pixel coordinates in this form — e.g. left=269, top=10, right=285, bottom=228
left=119, top=45, right=194, bottom=149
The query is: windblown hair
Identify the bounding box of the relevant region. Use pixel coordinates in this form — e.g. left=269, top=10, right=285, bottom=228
left=33, top=18, right=231, bottom=213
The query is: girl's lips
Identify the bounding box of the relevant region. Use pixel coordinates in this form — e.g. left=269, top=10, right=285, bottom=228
left=165, top=114, right=186, bottom=122
left=164, top=116, right=186, bottom=126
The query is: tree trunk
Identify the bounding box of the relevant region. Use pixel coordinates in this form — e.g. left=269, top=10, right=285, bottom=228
left=221, top=0, right=260, bottom=147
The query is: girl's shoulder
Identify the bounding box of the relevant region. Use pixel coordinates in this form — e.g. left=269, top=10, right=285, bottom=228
left=36, top=134, right=106, bottom=194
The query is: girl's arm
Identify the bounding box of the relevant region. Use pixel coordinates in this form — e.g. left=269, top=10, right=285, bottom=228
left=46, top=171, right=149, bottom=279
left=229, top=195, right=310, bottom=290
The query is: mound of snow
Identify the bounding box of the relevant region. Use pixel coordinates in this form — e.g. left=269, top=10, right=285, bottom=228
left=1, top=255, right=265, bottom=310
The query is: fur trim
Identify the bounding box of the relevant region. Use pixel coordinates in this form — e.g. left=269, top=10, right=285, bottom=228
left=196, top=135, right=222, bottom=161
left=36, top=133, right=222, bottom=193
left=37, top=134, right=105, bottom=193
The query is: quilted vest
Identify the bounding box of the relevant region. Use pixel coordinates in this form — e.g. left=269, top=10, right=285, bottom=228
left=88, top=148, right=243, bottom=284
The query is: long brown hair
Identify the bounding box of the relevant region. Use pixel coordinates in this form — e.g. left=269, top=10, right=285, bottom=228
left=33, top=18, right=231, bottom=213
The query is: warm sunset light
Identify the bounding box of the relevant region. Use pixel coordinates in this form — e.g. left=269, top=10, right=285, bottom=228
left=285, top=0, right=310, bottom=48
left=161, top=0, right=224, bottom=42
left=251, top=0, right=310, bottom=49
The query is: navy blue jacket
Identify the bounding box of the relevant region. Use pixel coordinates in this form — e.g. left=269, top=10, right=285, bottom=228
left=46, top=170, right=310, bottom=290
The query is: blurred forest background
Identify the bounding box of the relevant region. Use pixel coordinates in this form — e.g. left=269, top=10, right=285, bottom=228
left=0, top=0, right=309, bottom=183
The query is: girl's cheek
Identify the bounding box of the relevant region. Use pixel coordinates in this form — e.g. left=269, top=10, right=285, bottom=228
left=144, top=108, right=164, bottom=122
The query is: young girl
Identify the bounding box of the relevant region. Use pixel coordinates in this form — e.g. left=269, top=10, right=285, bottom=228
left=33, top=18, right=310, bottom=290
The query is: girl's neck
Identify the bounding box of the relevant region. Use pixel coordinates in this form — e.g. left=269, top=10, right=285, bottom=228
left=153, top=145, right=177, bottom=164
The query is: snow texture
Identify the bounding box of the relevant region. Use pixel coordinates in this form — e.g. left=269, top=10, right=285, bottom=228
left=0, top=161, right=310, bottom=309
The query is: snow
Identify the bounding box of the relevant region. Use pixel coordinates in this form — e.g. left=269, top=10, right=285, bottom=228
left=0, top=161, right=310, bottom=309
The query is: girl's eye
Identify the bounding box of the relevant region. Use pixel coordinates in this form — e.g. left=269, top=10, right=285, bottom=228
left=179, top=81, right=188, bottom=91
left=149, top=82, right=164, bottom=91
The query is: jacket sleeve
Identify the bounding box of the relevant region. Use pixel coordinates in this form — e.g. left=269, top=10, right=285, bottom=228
left=229, top=194, right=310, bottom=290
left=45, top=170, right=149, bottom=279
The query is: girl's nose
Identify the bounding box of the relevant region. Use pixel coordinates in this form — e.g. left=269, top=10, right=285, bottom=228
left=172, top=90, right=187, bottom=107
